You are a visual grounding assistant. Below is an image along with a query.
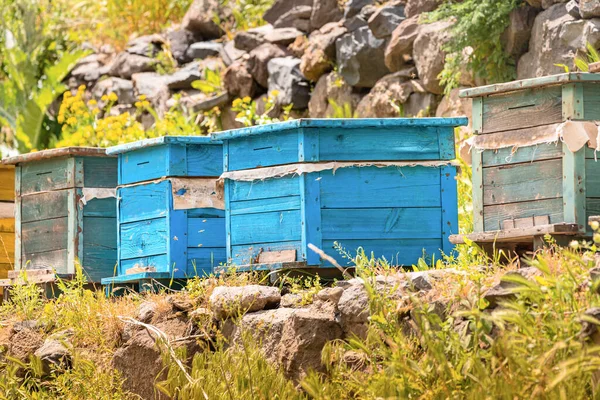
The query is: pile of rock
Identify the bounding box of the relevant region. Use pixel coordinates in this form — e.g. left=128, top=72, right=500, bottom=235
left=65, top=0, right=600, bottom=133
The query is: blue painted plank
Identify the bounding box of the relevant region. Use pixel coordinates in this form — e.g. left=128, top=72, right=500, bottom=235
left=230, top=210, right=302, bottom=245
left=119, top=217, right=168, bottom=260
left=188, top=217, right=226, bottom=248
left=319, top=167, right=441, bottom=208
left=106, top=135, right=219, bottom=155
left=437, top=127, right=456, bottom=159
left=118, top=181, right=169, bottom=223
left=119, top=254, right=169, bottom=274
left=301, top=173, right=322, bottom=264
left=82, top=216, right=117, bottom=282
left=440, top=165, right=458, bottom=255
left=212, top=118, right=468, bottom=141
left=168, top=208, right=188, bottom=279
left=82, top=157, right=118, bottom=188
left=119, top=145, right=168, bottom=185
left=322, top=238, right=444, bottom=267
left=227, top=131, right=299, bottom=171
left=230, top=196, right=301, bottom=215
left=318, top=127, right=450, bottom=161
left=230, top=241, right=303, bottom=266
left=83, top=197, right=117, bottom=218
left=188, top=208, right=226, bottom=218
left=167, top=144, right=187, bottom=176
left=321, top=208, right=442, bottom=240
left=187, top=247, right=227, bottom=275
left=187, top=144, right=223, bottom=176
left=101, top=271, right=172, bottom=285
left=228, top=176, right=300, bottom=202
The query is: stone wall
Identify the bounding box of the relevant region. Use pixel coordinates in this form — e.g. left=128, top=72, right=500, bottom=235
left=68, top=0, right=600, bottom=133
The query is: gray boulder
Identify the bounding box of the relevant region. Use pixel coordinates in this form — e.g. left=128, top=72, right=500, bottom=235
left=92, top=77, right=135, bottom=105
left=167, top=29, right=201, bottom=64
left=384, top=15, right=420, bottom=71
left=315, top=287, right=345, bottom=304
left=301, top=22, right=347, bottom=81
left=412, top=19, right=453, bottom=95
left=264, top=0, right=313, bottom=25
left=336, top=26, right=390, bottom=88
left=344, top=0, right=374, bottom=18
left=185, top=41, right=223, bottom=61
left=337, top=283, right=370, bottom=339
left=234, top=25, right=274, bottom=52
left=343, top=4, right=377, bottom=32
left=368, top=1, right=406, bottom=38
left=126, top=34, right=164, bottom=57
left=501, top=5, right=538, bottom=58
left=223, top=61, right=258, bottom=98
left=484, top=267, right=543, bottom=308
left=182, top=0, right=223, bottom=39
left=311, top=0, right=344, bottom=30
left=209, top=285, right=281, bottom=319
left=108, top=52, right=155, bottom=79
left=405, top=0, right=443, bottom=17
left=132, top=72, right=171, bottom=112
left=355, top=70, right=417, bottom=118
left=162, top=62, right=202, bottom=89
left=248, top=43, right=290, bottom=87
left=517, top=4, right=600, bottom=78
left=268, top=57, right=311, bottom=109
left=34, top=338, right=71, bottom=375
left=566, top=0, right=581, bottom=19
left=281, top=293, right=303, bottom=307
left=222, top=41, right=247, bottom=66
left=273, top=6, right=313, bottom=31
left=308, top=72, right=361, bottom=117
left=178, top=92, right=230, bottom=112
left=581, top=0, right=600, bottom=18
left=265, top=28, right=305, bottom=46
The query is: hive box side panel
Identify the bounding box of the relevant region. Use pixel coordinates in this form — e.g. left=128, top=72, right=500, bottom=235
left=186, top=144, right=223, bottom=177
left=318, top=166, right=445, bottom=266
left=227, top=177, right=303, bottom=266
left=82, top=197, right=117, bottom=283
left=478, top=144, right=565, bottom=232
left=582, top=83, right=600, bottom=121
left=481, top=86, right=563, bottom=134
left=585, top=155, right=600, bottom=233
left=82, top=157, right=118, bottom=188
left=0, top=165, right=15, bottom=201
left=20, top=157, right=75, bottom=195
left=119, top=145, right=169, bottom=185
left=227, top=130, right=300, bottom=171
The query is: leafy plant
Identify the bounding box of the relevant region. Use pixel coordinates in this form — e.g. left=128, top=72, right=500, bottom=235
left=556, top=42, right=600, bottom=73
left=327, top=99, right=358, bottom=118
left=425, top=0, right=522, bottom=94
left=231, top=91, right=292, bottom=127
left=192, top=68, right=223, bottom=95
left=217, top=0, right=274, bottom=35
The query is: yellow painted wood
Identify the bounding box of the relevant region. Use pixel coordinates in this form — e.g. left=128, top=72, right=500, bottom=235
left=0, top=165, right=15, bottom=201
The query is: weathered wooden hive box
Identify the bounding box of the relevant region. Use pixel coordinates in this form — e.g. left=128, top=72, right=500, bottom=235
left=100, top=136, right=225, bottom=288
left=2, top=148, right=117, bottom=283
left=213, top=118, right=466, bottom=270
left=457, top=73, right=600, bottom=247
left=0, top=165, right=15, bottom=296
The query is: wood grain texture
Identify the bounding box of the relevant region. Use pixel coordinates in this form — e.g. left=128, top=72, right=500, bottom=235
left=82, top=217, right=117, bottom=282
left=186, top=144, right=223, bottom=176
left=120, top=254, right=169, bottom=274
left=83, top=197, right=117, bottom=218
left=230, top=210, right=302, bottom=246
left=483, top=197, right=564, bottom=232
left=563, top=147, right=586, bottom=231
left=118, top=181, right=169, bottom=223
left=301, top=171, right=322, bottom=264
left=229, top=176, right=300, bottom=202
left=119, top=217, right=168, bottom=260
left=482, top=159, right=563, bottom=205
left=440, top=165, right=459, bottom=254
left=0, top=165, right=14, bottom=201
left=582, top=83, right=600, bottom=120
left=21, top=191, right=68, bottom=223
left=230, top=241, right=303, bottom=266
left=20, top=157, right=74, bottom=194
left=21, top=249, right=68, bottom=274
left=186, top=247, right=227, bottom=275
left=0, top=231, right=14, bottom=265
left=482, top=142, right=563, bottom=167
left=227, top=131, right=299, bottom=171
left=83, top=157, right=117, bottom=188
left=472, top=151, right=484, bottom=232
left=187, top=217, right=227, bottom=248
left=321, top=208, right=442, bottom=240
left=481, top=86, right=563, bottom=133
left=120, top=145, right=169, bottom=185
left=230, top=196, right=301, bottom=216
left=21, top=217, right=68, bottom=254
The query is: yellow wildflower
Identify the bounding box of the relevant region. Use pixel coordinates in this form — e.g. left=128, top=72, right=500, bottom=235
left=107, top=92, right=118, bottom=102
left=101, top=95, right=108, bottom=102
left=138, top=94, right=147, bottom=101
left=242, top=96, right=251, bottom=103
left=57, top=115, right=64, bottom=124
left=67, top=116, right=78, bottom=126
left=88, top=99, right=97, bottom=106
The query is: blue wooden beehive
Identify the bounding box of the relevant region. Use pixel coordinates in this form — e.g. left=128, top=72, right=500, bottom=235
left=213, top=118, right=467, bottom=270
left=100, top=136, right=225, bottom=290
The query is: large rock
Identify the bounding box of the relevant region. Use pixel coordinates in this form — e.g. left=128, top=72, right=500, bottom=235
left=223, top=307, right=343, bottom=381
left=264, top=0, right=313, bottom=31
left=404, top=91, right=439, bottom=117
left=108, top=52, right=155, bottom=79
left=132, top=72, right=171, bottom=112
left=8, top=323, right=44, bottom=362
left=182, top=0, right=223, bottom=39
left=301, top=22, right=347, bottom=81
left=185, top=41, right=223, bottom=61
left=234, top=25, right=274, bottom=52
left=92, top=77, right=135, bottom=105
left=265, top=28, right=305, bottom=46
left=222, top=41, right=247, bottom=66
left=355, top=69, right=418, bottom=117
left=223, top=61, right=259, bottom=98
left=336, top=26, right=390, bottom=88
left=501, top=5, right=538, bottom=58
left=581, top=0, right=600, bottom=18
left=126, top=34, right=164, bottom=57
left=34, top=338, right=71, bottom=375
left=167, top=29, right=201, bottom=64
left=162, top=62, right=202, bottom=89
left=337, top=283, right=370, bottom=339
left=368, top=1, right=406, bottom=38
left=70, top=54, right=111, bottom=83
left=311, top=0, right=344, bottom=30
left=308, top=72, right=361, bottom=117
left=209, top=285, right=281, bottom=319
left=268, top=57, right=311, bottom=109
left=405, top=0, right=442, bottom=17
left=343, top=4, right=377, bottom=32
left=517, top=4, right=600, bottom=78
left=247, top=43, right=290, bottom=87
left=412, top=20, right=453, bottom=95
left=384, top=15, right=420, bottom=71
left=264, top=0, right=313, bottom=25
left=484, top=267, right=543, bottom=308
left=344, top=0, right=374, bottom=19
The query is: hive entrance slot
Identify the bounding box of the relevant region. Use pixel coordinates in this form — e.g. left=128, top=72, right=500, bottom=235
left=137, top=161, right=150, bottom=166
left=508, top=103, right=536, bottom=110
left=36, top=171, right=52, bottom=176
left=253, top=146, right=273, bottom=151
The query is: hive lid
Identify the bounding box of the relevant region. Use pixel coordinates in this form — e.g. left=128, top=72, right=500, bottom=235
left=211, top=117, right=469, bottom=141
left=460, top=72, right=600, bottom=98
left=2, top=147, right=110, bottom=165
left=106, top=135, right=219, bottom=155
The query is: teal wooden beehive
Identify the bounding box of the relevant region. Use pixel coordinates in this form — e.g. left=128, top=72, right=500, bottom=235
left=2, top=148, right=117, bottom=283
left=213, top=118, right=467, bottom=271
left=453, top=73, right=600, bottom=250
left=100, top=136, right=225, bottom=291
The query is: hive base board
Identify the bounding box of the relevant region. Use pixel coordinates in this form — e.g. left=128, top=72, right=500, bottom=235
left=102, top=272, right=187, bottom=296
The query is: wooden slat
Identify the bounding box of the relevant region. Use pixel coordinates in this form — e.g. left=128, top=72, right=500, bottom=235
left=186, top=144, right=223, bottom=177
left=186, top=247, right=227, bottom=275
left=118, top=181, right=169, bottom=224
left=481, top=140, right=563, bottom=167
left=82, top=217, right=117, bottom=283
left=583, top=83, right=600, bottom=121
left=187, top=218, right=226, bottom=248
left=482, top=158, right=563, bottom=205
left=230, top=241, right=303, bottom=266
left=230, top=210, right=302, bottom=246
left=450, top=223, right=579, bottom=244
left=321, top=208, right=442, bottom=240
left=83, top=157, right=118, bottom=188
left=0, top=165, right=15, bottom=201
left=440, top=165, right=459, bottom=254
left=230, top=196, right=301, bottom=216
left=0, top=231, right=15, bottom=264
left=19, top=157, right=75, bottom=194
left=120, top=254, right=169, bottom=275
left=472, top=150, right=484, bottom=232
left=21, top=249, right=68, bottom=274
left=20, top=191, right=69, bottom=223
left=563, top=147, right=586, bottom=231
left=481, top=86, right=562, bottom=134
left=119, top=145, right=168, bottom=185
left=0, top=218, right=15, bottom=233
left=83, top=197, right=117, bottom=217
left=21, top=217, right=68, bottom=254
left=119, top=217, right=168, bottom=260
left=483, top=198, right=564, bottom=232
left=228, top=131, right=299, bottom=171
left=229, top=176, right=300, bottom=202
